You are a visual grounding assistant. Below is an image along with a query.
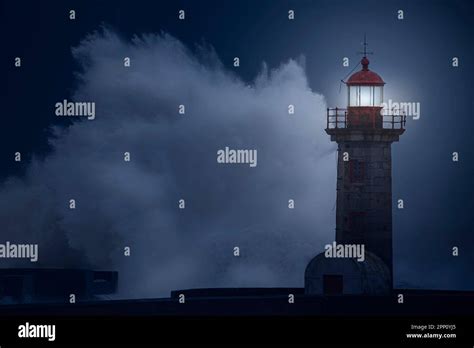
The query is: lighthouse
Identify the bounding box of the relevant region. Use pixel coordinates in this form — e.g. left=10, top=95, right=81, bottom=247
left=305, top=43, right=406, bottom=295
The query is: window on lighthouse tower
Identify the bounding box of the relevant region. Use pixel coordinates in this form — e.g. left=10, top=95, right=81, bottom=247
left=348, top=85, right=383, bottom=107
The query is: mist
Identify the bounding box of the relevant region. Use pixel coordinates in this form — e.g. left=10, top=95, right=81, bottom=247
left=0, top=28, right=335, bottom=298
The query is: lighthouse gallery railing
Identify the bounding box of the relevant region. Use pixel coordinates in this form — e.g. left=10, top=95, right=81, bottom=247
left=326, top=108, right=406, bottom=130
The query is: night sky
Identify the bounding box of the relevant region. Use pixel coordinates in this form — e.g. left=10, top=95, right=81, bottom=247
left=1, top=0, right=473, bottom=298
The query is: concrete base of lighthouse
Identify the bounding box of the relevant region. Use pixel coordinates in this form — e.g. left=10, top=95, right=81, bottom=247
left=304, top=251, right=391, bottom=295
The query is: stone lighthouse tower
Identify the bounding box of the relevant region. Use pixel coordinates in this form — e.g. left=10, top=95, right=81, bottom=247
left=305, top=47, right=406, bottom=295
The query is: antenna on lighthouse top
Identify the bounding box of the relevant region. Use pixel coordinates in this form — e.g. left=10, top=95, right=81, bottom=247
left=338, top=34, right=374, bottom=91
left=358, top=33, right=373, bottom=57
left=358, top=34, right=373, bottom=71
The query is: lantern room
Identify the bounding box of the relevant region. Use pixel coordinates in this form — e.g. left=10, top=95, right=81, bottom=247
left=326, top=54, right=405, bottom=132
left=343, top=56, right=386, bottom=128
left=346, top=57, right=384, bottom=107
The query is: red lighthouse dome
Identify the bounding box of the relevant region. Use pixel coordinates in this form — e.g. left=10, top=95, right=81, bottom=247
left=347, top=57, right=385, bottom=86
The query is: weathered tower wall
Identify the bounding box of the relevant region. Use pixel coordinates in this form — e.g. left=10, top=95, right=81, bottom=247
left=335, top=141, right=393, bottom=271
left=328, top=130, right=403, bottom=287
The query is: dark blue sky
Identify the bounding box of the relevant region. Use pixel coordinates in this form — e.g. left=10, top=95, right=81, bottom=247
left=1, top=0, right=473, bottom=292
left=3, top=0, right=473, bottom=174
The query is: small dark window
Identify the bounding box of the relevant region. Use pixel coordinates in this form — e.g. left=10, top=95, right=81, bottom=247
left=323, top=274, right=343, bottom=295
left=349, top=160, right=365, bottom=183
